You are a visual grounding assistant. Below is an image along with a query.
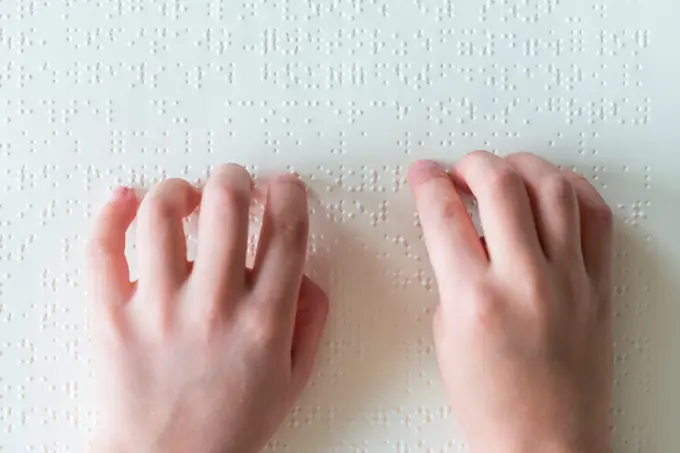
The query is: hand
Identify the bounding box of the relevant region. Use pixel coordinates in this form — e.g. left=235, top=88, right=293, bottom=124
left=87, top=167, right=328, bottom=453
left=408, top=151, right=613, bottom=453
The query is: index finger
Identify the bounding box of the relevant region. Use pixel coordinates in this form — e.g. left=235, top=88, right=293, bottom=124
left=407, top=160, right=487, bottom=293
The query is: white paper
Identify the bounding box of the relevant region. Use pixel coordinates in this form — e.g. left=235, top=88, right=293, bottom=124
left=1, top=1, right=676, bottom=451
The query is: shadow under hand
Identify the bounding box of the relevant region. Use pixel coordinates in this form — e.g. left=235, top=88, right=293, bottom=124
left=270, top=189, right=442, bottom=453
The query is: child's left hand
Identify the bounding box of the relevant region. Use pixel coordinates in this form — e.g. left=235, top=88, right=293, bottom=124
left=87, top=165, right=328, bottom=453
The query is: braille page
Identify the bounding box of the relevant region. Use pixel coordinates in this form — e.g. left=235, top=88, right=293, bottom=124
left=0, top=1, right=674, bottom=452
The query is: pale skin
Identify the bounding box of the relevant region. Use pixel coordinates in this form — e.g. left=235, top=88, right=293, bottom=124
left=87, top=150, right=613, bottom=453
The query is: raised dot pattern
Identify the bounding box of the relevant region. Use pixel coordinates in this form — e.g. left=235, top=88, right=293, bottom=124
left=0, top=1, right=659, bottom=452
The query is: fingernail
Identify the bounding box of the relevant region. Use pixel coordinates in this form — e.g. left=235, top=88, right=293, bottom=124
left=111, top=186, right=133, bottom=202
left=413, top=160, right=443, bottom=171
left=272, top=172, right=306, bottom=189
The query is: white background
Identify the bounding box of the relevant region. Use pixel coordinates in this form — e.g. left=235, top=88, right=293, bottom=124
left=0, top=0, right=676, bottom=451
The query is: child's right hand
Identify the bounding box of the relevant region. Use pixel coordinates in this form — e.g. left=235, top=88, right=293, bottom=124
left=408, top=151, right=613, bottom=453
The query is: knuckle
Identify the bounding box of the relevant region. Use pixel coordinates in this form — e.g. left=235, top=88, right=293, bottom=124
left=466, top=285, right=504, bottom=330
left=432, top=195, right=465, bottom=223
left=521, top=271, right=549, bottom=302
left=487, top=166, right=523, bottom=195
left=239, top=309, right=279, bottom=347
left=273, top=215, right=308, bottom=245
left=516, top=270, right=552, bottom=315
left=195, top=304, right=224, bottom=339
left=541, top=173, right=575, bottom=204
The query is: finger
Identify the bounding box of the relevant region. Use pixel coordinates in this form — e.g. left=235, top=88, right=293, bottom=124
left=87, top=187, right=138, bottom=305
left=505, top=153, right=582, bottom=264
left=563, top=171, right=614, bottom=292
left=451, top=151, right=544, bottom=271
left=407, top=160, right=487, bottom=292
left=291, top=276, right=329, bottom=392
left=252, top=174, right=309, bottom=322
left=193, top=164, right=252, bottom=305
left=137, top=178, right=200, bottom=296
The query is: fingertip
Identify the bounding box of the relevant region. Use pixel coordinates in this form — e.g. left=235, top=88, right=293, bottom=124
left=205, top=164, right=253, bottom=204
left=270, top=172, right=306, bottom=191
left=504, top=151, right=536, bottom=165
left=98, top=187, right=138, bottom=232
left=464, top=149, right=495, bottom=161
left=88, top=187, right=137, bottom=305
left=452, top=149, right=518, bottom=188
left=186, top=185, right=202, bottom=212
left=109, top=186, right=138, bottom=207
left=453, top=150, right=496, bottom=175
left=193, top=165, right=253, bottom=303
left=142, top=178, right=201, bottom=217
left=91, top=187, right=136, bottom=249
left=407, top=160, right=447, bottom=187
left=110, top=186, right=132, bottom=201
left=211, top=163, right=252, bottom=181
left=173, top=179, right=201, bottom=213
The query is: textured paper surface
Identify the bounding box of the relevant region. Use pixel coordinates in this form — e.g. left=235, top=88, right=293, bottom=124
left=1, top=1, right=676, bottom=451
